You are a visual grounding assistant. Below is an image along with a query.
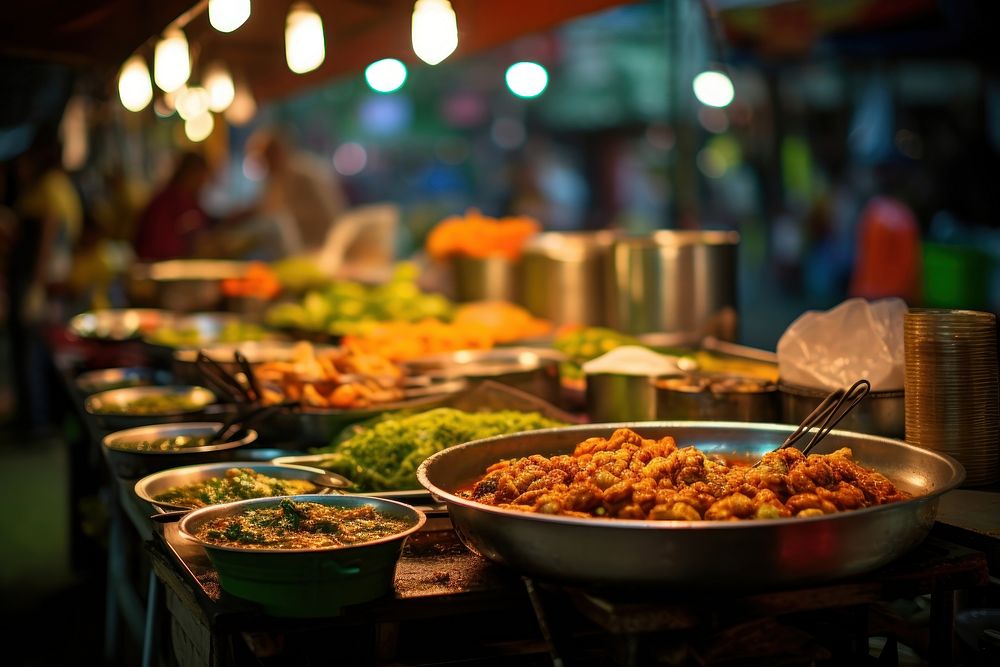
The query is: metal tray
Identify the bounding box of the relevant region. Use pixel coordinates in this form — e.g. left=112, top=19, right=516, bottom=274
left=134, top=461, right=342, bottom=512
left=403, top=347, right=564, bottom=405
left=69, top=308, right=171, bottom=341
left=417, top=421, right=965, bottom=589
left=85, top=385, right=217, bottom=431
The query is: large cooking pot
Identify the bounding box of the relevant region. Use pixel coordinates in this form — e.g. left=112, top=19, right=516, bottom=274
left=417, top=422, right=964, bottom=589
left=450, top=256, right=518, bottom=303
left=521, top=232, right=616, bottom=326
left=605, top=231, right=739, bottom=338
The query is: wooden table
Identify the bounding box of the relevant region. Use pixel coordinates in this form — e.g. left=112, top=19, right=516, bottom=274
left=142, top=507, right=989, bottom=667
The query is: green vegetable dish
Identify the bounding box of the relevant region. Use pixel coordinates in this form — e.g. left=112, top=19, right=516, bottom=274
left=93, top=394, right=205, bottom=415
left=146, top=322, right=266, bottom=348
left=195, top=499, right=411, bottom=549
left=309, top=408, right=564, bottom=492
left=154, top=468, right=318, bottom=508
left=110, top=434, right=213, bottom=452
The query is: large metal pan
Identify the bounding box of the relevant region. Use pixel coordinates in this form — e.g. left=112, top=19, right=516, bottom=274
left=417, top=422, right=964, bottom=589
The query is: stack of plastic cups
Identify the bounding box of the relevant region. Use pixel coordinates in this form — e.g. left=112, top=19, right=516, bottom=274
left=904, top=309, right=999, bottom=486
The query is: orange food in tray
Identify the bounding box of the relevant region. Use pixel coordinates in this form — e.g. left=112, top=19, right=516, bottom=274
left=426, top=209, right=540, bottom=261
left=221, top=262, right=281, bottom=300
left=342, top=319, right=495, bottom=362
left=453, top=301, right=551, bottom=343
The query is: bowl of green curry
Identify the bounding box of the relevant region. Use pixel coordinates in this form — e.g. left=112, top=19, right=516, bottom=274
left=85, top=385, right=218, bottom=431
left=102, top=422, right=257, bottom=479
left=178, top=494, right=426, bottom=617
left=135, top=462, right=337, bottom=512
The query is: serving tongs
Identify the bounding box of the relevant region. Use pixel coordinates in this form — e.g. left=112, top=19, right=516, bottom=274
left=207, top=400, right=301, bottom=444
left=195, top=350, right=258, bottom=405
left=752, top=378, right=871, bottom=467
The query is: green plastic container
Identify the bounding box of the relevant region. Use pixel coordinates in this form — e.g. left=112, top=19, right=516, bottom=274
left=179, top=495, right=426, bottom=617
left=922, top=243, right=994, bottom=309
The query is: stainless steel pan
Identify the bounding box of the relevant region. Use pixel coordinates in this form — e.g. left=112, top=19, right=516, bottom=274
left=134, top=461, right=347, bottom=512
left=417, top=422, right=964, bottom=588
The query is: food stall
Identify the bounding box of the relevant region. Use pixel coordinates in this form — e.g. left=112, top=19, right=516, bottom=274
left=51, top=213, right=998, bottom=666
left=6, top=1, right=1000, bottom=665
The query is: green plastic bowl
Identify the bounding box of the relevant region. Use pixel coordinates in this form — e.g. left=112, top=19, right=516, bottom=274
left=178, top=494, right=426, bottom=617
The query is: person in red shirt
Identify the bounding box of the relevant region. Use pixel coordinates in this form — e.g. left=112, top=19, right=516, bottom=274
left=848, top=196, right=922, bottom=304
left=133, top=152, right=210, bottom=260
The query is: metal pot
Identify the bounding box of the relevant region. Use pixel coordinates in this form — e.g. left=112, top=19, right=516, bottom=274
left=450, top=256, right=519, bottom=303
left=654, top=375, right=779, bottom=422
left=85, top=385, right=217, bottom=431
left=178, top=495, right=426, bottom=617
left=417, top=422, right=964, bottom=589
left=129, top=260, right=249, bottom=312
left=521, top=232, right=616, bottom=326
left=584, top=373, right=657, bottom=422
left=605, top=231, right=739, bottom=338
left=75, top=367, right=161, bottom=395
left=779, top=381, right=905, bottom=439
left=404, top=348, right=563, bottom=405
left=102, top=422, right=257, bottom=479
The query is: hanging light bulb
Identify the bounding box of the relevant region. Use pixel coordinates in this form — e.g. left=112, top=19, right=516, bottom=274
left=225, top=80, right=257, bottom=125
left=204, top=63, right=236, bottom=112
left=176, top=86, right=210, bottom=121
left=185, top=111, right=215, bottom=143
left=209, top=0, right=251, bottom=33
left=411, top=0, right=457, bottom=66
left=118, top=55, right=153, bottom=112
left=154, top=28, right=191, bottom=93
left=285, top=3, right=325, bottom=74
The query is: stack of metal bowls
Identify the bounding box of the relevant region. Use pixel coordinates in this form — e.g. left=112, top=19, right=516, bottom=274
left=904, top=308, right=999, bottom=486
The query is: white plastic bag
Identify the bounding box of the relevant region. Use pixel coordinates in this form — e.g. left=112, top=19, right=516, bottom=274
left=777, top=298, right=906, bottom=391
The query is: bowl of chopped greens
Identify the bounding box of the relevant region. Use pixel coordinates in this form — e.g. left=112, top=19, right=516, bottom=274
left=85, top=385, right=217, bottom=430
left=274, top=407, right=566, bottom=494
left=135, top=462, right=341, bottom=512
left=102, top=422, right=256, bottom=479
left=178, top=495, right=426, bottom=617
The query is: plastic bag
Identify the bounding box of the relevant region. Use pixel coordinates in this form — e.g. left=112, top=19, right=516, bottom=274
left=777, top=298, right=906, bottom=391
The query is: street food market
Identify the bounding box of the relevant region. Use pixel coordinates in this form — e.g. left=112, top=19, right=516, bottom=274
left=2, top=1, right=1000, bottom=666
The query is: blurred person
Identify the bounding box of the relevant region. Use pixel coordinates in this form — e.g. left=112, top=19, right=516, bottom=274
left=7, top=130, right=83, bottom=429
left=133, top=152, right=211, bottom=261
left=848, top=196, right=922, bottom=304
left=92, top=168, right=148, bottom=242
left=247, top=131, right=347, bottom=252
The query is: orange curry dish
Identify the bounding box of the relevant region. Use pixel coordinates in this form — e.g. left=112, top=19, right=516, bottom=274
left=462, top=428, right=908, bottom=521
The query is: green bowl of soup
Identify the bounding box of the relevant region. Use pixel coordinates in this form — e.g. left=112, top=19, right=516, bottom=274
left=178, top=495, right=425, bottom=617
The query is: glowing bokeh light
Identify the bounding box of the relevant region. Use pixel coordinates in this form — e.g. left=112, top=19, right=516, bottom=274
left=365, top=59, right=407, bottom=93
left=693, top=70, right=735, bottom=108
left=505, top=62, right=548, bottom=98
left=118, top=55, right=153, bottom=112
left=209, top=0, right=251, bottom=33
